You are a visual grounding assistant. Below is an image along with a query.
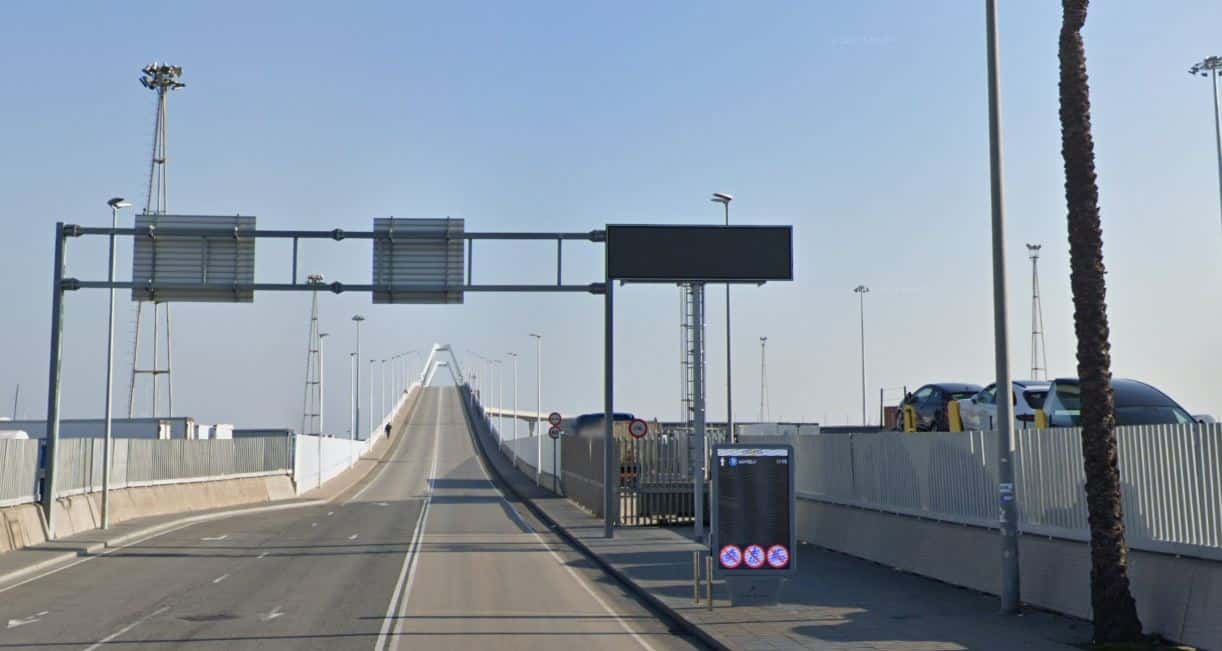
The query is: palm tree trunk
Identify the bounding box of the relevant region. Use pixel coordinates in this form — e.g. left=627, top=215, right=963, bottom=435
left=1058, top=0, right=1143, bottom=643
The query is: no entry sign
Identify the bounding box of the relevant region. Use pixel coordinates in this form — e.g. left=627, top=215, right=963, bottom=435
left=627, top=418, right=648, bottom=439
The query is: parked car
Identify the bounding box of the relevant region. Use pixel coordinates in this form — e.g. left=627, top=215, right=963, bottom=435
left=956, top=380, right=1050, bottom=430
left=894, top=382, right=982, bottom=431
left=1041, top=378, right=1195, bottom=427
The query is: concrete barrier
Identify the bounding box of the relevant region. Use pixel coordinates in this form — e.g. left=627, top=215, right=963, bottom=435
left=798, top=497, right=1222, bottom=650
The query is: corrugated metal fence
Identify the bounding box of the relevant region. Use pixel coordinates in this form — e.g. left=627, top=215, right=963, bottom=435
left=0, top=439, right=41, bottom=507
left=799, top=423, right=1222, bottom=559
left=55, top=437, right=292, bottom=497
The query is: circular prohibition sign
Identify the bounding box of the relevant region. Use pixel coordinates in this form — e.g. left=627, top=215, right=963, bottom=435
left=628, top=418, right=649, bottom=439
left=766, top=544, right=790, bottom=569
left=719, top=545, right=743, bottom=569
left=743, top=544, right=766, bottom=569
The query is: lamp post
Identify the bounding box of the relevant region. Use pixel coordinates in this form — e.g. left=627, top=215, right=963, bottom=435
left=348, top=352, right=356, bottom=440
left=711, top=192, right=734, bottom=441
left=1190, top=56, right=1222, bottom=237
left=381, top=358, right=387, bottom=420
left=368, top=358, right=375, bottom=438
left=351, top=315, right=364, bottom=443
left=318, top=333, right=329, bottom=434
left=507, top=352, right=519, bottom=464
left=530, top=332, right=543, bottom=484
left=494, top=359, right=504, bottom=438
left=101, top=196, right=132, bottom=530
left=853, top=285, right=869, bottom=425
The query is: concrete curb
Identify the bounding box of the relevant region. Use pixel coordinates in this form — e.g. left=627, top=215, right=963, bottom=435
left=457, top=390, right=728, bottom=651
left=0, top=499, right=324, bottom=590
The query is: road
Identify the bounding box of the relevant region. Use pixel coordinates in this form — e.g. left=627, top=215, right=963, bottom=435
left=0, top=387, right=699, bottom=650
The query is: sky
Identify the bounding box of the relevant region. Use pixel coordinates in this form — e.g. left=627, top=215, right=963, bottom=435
left=1, top=1, right=1220, bottom=433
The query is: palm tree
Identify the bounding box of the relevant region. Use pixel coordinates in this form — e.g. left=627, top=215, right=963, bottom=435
left=1057, top=0, right=1142, bottom=643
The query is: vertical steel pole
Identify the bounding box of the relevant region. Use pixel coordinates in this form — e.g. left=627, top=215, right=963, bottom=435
left=42, top=223, right=68, bottom=538
left=319, top=335, right=326, bottom=489
left=723, top=202, right=733, bottom=444
left=1212, top=70, right=1222, bottom=236
left=535, top=335, right=543, bottom=485
left=355, top=322, right=361, bottom=445
left=368, top=359, right=374, bottom=438
left=986, top=0, right=1021, bottom=614
left=859, top=290, right=867, bottom=425
left=166, top=304, right=174, bottom=417
left=692, top=283, right=707, bottom=542
left=603, top=274, right=615, bottom=538
left=152, top=301, right=160, bottom=417
left=102, top=208, right=118, bottom=529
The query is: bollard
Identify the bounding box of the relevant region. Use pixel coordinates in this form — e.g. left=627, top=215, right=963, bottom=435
left=693, top=551, right=701, bottom=603
left=706, top=554, right=714, bottom=611
left=948, top=400, right=963, bottom=432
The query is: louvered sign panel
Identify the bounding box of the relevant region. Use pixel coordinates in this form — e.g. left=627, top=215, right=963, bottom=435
left=131, top=214, right=257, bottom=303
left=371, top=218, right=464, bottom=304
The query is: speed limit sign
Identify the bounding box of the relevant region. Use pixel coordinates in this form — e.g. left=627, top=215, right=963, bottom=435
left=628, top=418, right=649, bottom=439
left=548, top=411, right=562, bottom=426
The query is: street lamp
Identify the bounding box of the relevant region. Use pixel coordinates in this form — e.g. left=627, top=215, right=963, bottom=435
left=711, top=192, right=734, bottom=441
left=530, top=332, right=543, bottom=484
left=368, top=358, right=375, bottom=438
left=101, top=196, right=132, bottom=530
left=351, top=315, right=365, bottom=441
left=1189, top=56, right=1222, bottom=238
left=381, top=358, right=387, bottom=419
left=853, top=285, right=869, bottom=426
left=494, top=358, right=504, bottom=438
left=507, top=351, right=519, bottom=464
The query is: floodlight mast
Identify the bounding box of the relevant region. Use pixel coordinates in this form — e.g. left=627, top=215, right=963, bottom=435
left=1189, top=56, right=1222, bottom=239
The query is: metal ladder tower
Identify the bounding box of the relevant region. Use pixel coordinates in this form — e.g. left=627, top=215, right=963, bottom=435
left=679, top=283, right=705, bottom=427
left=759, top=336, right=769, bottom=422
left=302, top=275, right=325, bottom=436
left=1027, top=243, right=1048, bottom=381
left=127, top=63, right=185, bottom=418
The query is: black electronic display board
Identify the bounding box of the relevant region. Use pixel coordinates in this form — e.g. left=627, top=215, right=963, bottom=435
left=605, top=225, right=793, bottom=283
left=710, top=445, right=796, bottom=575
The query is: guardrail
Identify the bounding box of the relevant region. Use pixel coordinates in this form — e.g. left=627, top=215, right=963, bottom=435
left=0, top=439, right=41, bottom=507
left=798, top=423, right=1222, bottom=560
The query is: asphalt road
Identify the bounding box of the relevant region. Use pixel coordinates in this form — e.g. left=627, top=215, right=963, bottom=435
left=0, top=387, right=699, bottom=650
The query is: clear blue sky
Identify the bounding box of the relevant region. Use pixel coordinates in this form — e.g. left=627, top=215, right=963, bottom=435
left=1, top=1, right=1220, bottom=431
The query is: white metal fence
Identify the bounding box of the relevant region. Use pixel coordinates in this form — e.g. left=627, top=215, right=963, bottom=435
left=0, top=439, right=41, bottom=507
left=798, top=423, right=1222, bottom=560
left=54, top=437, right=293, bottom=497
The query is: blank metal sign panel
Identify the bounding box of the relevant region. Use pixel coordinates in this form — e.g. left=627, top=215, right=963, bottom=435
left=130, top=213, right=256, bottom=303
left=371, top=217, right=465, bottom=304
left=605, top=224, right=793, bottom=283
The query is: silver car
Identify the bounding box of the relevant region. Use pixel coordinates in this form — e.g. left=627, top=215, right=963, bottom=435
left=956, top=380, right=1050, bottom=431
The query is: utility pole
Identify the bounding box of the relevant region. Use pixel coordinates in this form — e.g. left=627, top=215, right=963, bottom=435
left=853, top=285, right=870, bottom=425
left=318, top=333, right=328, bottom=435
left=986, top=0, right=1021, bottom=614
left=302, top=275, right=324, bottom=436
left=1027, top=244, right=1048, bottom=380
left=691, top=283, right=708, bottom=542
left=1188, top=56, right=1222, bottom=238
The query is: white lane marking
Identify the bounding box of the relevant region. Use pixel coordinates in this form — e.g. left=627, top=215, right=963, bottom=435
left=311, top=522, right=318, bottom=527
left=375, top=502, right=390, bottom=507
left=259, top=605, right=284, bottom=622
left=212, top=574, right=229, bottom=584
left=348, top=534, right=359, bottom=540
left=200, top=534, right=228, bottom=542
left=327, top=511, right=335, bottom=516
left=257, top=552, right=269, bottom=559
left=83, top=606, right=169, bottom=651
left=0, top=501, right=323, bottom=596
left=6, top=611, right=48, bottom=629
left=379, top=390, right=443, bottom=651
left=466, top=393, right=659, bottom=651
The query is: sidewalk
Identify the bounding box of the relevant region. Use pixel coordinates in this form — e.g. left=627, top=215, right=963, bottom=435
left=476, top=431, right=1092, bottom=650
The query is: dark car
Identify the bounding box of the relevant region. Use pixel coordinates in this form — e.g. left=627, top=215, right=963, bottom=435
left=895, top=382, right=983, bottom=431
left=1041, top=378, right=1195, bottom=427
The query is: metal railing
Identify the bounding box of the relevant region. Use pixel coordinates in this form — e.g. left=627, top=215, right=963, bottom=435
left=798, top=423, right=1222, bottom=560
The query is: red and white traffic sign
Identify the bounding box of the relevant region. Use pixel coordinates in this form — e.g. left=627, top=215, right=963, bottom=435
left=548, top=426, right=562, bottom=440
left=628, top=418, right=649, bottom=439
left=719, top=545, right=743, bottom=569
left=766, top=545, right=790, bottom=569
left=548, top=411, right=562, bottom=426
left=743, top=544, right=766, bottom=569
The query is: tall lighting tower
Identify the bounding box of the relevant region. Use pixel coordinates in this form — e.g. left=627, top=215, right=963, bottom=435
left=128, top=63, right=185, bottom=419
left=301, top=275, right=325, bottom=436
left=1189, top=56, right=1222, bottom=236
left=1027, top=245, right=1048, bottom=381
